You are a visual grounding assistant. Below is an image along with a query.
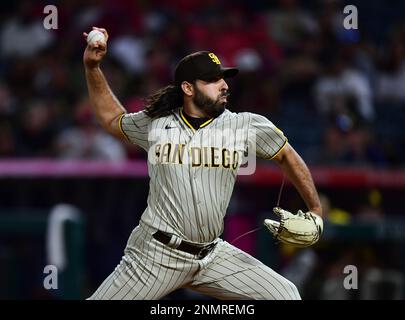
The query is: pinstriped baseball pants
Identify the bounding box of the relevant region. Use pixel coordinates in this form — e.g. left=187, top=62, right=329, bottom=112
left=87, top=223, right=301, bottom=300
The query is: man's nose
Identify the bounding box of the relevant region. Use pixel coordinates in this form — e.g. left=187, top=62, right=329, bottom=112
left=219, top=78, right=228, bottom=90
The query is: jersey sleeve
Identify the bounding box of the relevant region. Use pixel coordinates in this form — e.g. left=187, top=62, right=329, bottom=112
left=119, top=110, right=151, bottom=151
left=248, top=113, right=288, bottom=159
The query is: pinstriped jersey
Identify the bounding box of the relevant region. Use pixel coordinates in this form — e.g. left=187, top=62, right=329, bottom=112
left=120, top=108, right=287, bottom=244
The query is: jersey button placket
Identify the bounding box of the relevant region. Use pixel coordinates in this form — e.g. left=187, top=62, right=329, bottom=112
left=192, top=172, right=201, bottom=205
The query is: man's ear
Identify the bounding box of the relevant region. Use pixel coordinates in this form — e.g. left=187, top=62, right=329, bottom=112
left=181, top=81, right=193, bottom=97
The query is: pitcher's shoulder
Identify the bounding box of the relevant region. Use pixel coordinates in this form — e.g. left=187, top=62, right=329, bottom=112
left=220, top=109, right=254, bottom=121
left=149, top=110, right=179, bottom=128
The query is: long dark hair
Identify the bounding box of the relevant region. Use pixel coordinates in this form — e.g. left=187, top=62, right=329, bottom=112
left=144, top=85, right=184, bottom=118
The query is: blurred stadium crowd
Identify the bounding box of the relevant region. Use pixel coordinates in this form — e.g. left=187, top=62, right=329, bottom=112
left=1, top=0, right=405, bottom=300
left=1, top=0, right=405, bottom=167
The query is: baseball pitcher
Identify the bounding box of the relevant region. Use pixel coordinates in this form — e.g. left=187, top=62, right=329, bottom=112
left=83, top=27, right=323, bottom=300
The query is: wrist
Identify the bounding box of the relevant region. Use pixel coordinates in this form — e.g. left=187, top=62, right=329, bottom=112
left=308, top=211, right=324, bottom=234
left=85, top=64, right=101, bottom=72
left=308, top=206, right=322, bottom=217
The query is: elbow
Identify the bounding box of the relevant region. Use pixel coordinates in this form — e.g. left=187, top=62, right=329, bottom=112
left=97, top=116, right=113, bottom=133
left=103, top=113, right=126, bottom=139
left=272, top=143, right=291, bottom=165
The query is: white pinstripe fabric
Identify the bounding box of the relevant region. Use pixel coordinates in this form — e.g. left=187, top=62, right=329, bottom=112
left=120, top=108, right=287, bottom=244
left=88, top=224, right=300, bottom=300
left=88, top=108, right=300, bottom=300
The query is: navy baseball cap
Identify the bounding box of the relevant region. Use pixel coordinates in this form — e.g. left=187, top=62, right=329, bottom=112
left=174, top=51, right=239, bottom=86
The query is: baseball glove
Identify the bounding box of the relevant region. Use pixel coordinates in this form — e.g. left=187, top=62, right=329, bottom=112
left=264, top=207, right=323, bottom=248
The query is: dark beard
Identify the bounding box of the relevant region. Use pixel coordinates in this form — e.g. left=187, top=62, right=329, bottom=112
left=193, top=87, right=228, bottom=118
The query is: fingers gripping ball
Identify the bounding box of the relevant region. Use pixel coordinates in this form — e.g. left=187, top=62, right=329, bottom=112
left=87, top=30, right=106, bottom=45
left=264, top=207, right=324, bottom=248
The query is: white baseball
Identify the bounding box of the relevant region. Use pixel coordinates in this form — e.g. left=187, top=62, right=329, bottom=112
left=87, top=30, right=106, bottom=45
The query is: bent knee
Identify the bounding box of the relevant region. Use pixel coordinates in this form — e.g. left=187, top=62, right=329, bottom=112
left=260, top=278, right=301, bottom=300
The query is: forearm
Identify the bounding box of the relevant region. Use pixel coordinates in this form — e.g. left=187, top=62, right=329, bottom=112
left=85, top=66, right=126, bottom=131
left=275, top=145, right=322, bottom=216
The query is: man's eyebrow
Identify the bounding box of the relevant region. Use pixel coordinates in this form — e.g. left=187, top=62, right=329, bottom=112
left=206, top=76, right=222, bottom=82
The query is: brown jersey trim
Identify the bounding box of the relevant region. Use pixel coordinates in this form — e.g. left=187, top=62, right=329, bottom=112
left=118, top=113, right=130, bottom=142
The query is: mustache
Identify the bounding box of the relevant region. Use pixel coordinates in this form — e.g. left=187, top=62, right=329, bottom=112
left=220, top=91, right=230, bottom=98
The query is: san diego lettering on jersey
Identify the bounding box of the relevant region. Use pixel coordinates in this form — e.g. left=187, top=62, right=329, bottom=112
left=154, top=142, right=240, bottom=169
left=121, top=108, right=287, bottom=243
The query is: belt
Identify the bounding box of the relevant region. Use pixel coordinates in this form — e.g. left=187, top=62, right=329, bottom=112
left=153, top=230, right=217, bottom=259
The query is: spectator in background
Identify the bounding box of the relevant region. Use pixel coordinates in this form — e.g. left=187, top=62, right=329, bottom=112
left=0, top=81, right=17, bottom=157
left=314, top=53, right=374, bottom=123
left=355, top=189, right=384, bottom=223
left=0, top=81, right=15, bottom=116
left=267, top=0, right=318, bottom=52
left=55, top=97, right=126, bottom=161
left=109, top=28, right=147, bottom=76
left=0, top=1, right=54, bottom=59
left=376, top=24, right=405, bottom=103
left=0, top=0, right=402, bottom=168
left=0, top=122, right=15, bottom=157
left=319, top=193, right=351, bottom=225
left=316, top=114, right=387, bottom=167
left=15, top=100, right=56, bottom=157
